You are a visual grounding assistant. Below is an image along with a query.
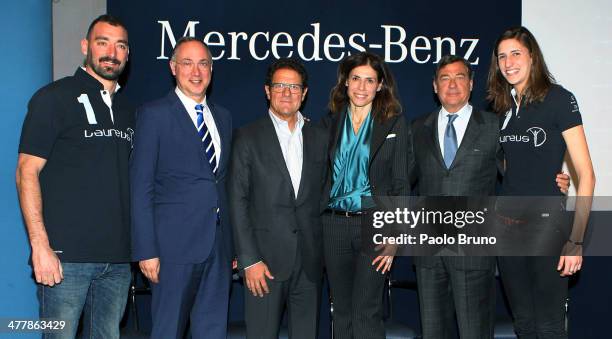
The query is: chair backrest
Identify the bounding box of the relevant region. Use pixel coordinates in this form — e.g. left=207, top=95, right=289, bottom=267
left=385, top=277, right=418, bottom=319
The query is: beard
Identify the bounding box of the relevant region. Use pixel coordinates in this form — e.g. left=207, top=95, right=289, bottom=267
left=86, top=50, right=125, bottom=81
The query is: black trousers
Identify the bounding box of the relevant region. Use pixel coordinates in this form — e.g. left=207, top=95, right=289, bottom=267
left=244, top=247, right=320, bottom=339
left=497, top=256, right=568, bottom=339
left=323, top=213, right=386, bottom=339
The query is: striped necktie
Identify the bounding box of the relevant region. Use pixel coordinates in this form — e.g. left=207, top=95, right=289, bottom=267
left=195, top=104, right=218, bottom=174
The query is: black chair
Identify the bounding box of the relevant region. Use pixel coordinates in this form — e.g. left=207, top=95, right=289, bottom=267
left=384, top=278, right=420, bottom=339
left=494, top=316, right=516, bottom=339
left=126, top=263, right=151, bottom=332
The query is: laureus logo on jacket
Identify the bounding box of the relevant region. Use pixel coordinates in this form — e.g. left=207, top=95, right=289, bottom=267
left=500, top=126, right=547, bottom=148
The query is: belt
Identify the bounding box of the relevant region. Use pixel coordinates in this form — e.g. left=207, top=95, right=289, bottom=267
left=496, top=214, right=526, bottom=225
left=324, top=208, right=370, bottom=217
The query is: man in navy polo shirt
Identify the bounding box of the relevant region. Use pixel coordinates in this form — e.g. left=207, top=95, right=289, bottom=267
left=16, top=15, right=133, bottom=339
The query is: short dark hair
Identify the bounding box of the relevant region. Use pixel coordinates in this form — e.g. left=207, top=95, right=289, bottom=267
left=170, top=37, right=212, bottom=62
left=85, top=14, right=127, bottom=40
left=265, top=58, right=308, bottom=88
left=434, top=55, right=473, bottom=79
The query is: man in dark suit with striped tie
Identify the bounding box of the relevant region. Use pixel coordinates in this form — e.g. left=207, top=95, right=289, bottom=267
left=408, top=55, right=498, bottom=338
left=130, top=37, right=233, bottom=338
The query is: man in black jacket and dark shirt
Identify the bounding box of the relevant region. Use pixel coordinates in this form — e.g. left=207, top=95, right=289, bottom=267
left=16, top=15, right=133, bottom=339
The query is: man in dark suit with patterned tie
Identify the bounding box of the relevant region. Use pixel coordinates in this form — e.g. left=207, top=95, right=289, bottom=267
left=229, top=58, right=328, bottom=338
left=408, top=55, right=498, bottom=338
left=130, top=37, right=233, bottom=338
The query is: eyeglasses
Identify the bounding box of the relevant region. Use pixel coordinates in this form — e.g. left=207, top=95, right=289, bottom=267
left=270, top=82, right=303, bottom=94
left=174, top=59, right=212, bottom=69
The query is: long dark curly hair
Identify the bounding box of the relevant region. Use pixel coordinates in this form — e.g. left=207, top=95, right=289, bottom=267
left=329, top=51, right=402, bottom=121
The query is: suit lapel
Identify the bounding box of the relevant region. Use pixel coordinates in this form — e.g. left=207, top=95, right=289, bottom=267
left=169, top=91, right=200, bottom=143
left=451, top=109, right=483, bottom=168
left=329, top=110, right=401, bottom=169
left=208, top=102, right=229, bottom=175
left=327, top=110, right=345, bottom=165
left=423, top=110, right=446, bottom=170
left=369, top=114, right=395, bottom=168
left=168, top=91, right=214, bottom=177
left=262, top=116, right=297, bottom=199
left=295, top=121, right=313, bottom=204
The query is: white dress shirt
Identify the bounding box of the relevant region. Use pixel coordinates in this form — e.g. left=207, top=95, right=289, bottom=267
left=269, top=110, right=304, bottom=199
left=437, top=103, right=473, bottom=155
left=175, top=87, right=222, bottom=161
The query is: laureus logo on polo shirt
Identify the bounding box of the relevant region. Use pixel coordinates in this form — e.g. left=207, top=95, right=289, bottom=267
left=500, top=126, right=547, bottom=147
left=84, top=127, right=134, bottom=147
left=77, top=93, right=134, bottom=147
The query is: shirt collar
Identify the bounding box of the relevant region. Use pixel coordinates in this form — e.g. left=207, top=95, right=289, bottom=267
left=76, top=67, right=121, bottom=93
left=439, top=102, right=472, bottom=121
left=510, top=88, right=520, bottom=106
left=175, top=86, right=207, bottom=110
left=268, top=110, right=304, bottom=132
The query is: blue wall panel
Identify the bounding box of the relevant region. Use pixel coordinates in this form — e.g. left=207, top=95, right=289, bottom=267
left=0, top=1, right=52, bottom=338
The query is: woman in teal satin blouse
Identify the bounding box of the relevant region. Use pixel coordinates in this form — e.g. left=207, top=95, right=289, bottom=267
left=321, top=51, right=409, bottom=339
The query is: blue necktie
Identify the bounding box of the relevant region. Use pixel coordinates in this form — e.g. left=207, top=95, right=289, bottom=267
left=195, top=104, right=218, bottom=174
left=443, top=114, right=458, bottom=169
